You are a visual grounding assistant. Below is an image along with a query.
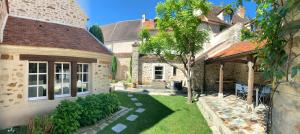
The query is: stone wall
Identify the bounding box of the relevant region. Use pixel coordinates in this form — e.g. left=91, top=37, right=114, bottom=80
left=192, top=59, right=204, bottom=92
left=0, top=54, right=27, bottom=108
left=8, top=0, right=87, bottom=28
left=115, top=57, right=131, bottom=81
left=92, top=60, right=111, bottom=93
left=272, top=8, right=300, bottom=134
left=139, top=58, right=185, bottom=85
left=132, top=44, right=139, bottom=83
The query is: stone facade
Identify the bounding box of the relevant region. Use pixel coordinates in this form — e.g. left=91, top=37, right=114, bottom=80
left=132, top=44, right=139, bottom=83
left=92, top=60, right=111, bottom=93
left=272, top=8, right=300, bottom=134
left=0, top=55, right=27, bottom=108
left=138, top=57, right=185, bottom=85
left=8, top=0, right=87, bottom=28
left=0, top=46, right=112, bottom=129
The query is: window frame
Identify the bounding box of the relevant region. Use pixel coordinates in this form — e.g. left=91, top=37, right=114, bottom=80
left=153, top=65, right=165, bottom=80
left=28, top=61, right=48, bottom=101
left=54, top=62, right=71, bottom=98
left=77, top=63, right=90, bottom=94
left=173, top=67, right=177, bottom=76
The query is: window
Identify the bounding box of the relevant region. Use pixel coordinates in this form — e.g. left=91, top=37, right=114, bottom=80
left=77, top=63, right=89, bottom=93
left=223, top=14, right=232, bottom=24
left=28, top=62, right=47, bottom=100
left=173, top=67, right=177, bottom=76
left=154, top=66, right=164, bottom=80
left=55, top=63, right=71, bottom=97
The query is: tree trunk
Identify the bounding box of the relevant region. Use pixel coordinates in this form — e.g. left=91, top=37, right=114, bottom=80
left=187, top=69, right=193, bottom=104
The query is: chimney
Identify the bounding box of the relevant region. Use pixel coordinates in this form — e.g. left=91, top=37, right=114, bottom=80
left=142, top=14, right=146, bottom=23
left=237, top=6, right=245, bottom=19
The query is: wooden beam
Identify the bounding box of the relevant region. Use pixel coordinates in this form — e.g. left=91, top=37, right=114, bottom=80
left=48, top=61, right=54, bottom=100
left=218, top=63, right=224, bottom=98
left=20, top=54, right=97, bottom=63
left=71, top=62, right=77, bottom=97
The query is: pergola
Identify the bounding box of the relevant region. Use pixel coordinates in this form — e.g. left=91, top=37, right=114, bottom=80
left=205, top=41, right=265, bottom=112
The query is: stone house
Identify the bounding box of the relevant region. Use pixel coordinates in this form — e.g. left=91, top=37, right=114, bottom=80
left=0, top=0, right=112, bottom=129
left=101, top=6, right=249, bottom=87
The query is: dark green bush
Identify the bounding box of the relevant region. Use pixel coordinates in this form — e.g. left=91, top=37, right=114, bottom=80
left=51, top=93, right=120, bottom=134
left=77, top=93, right=120, bottom=126
left=77, top=95, right=103, bottom=126
left=52, top=100, right=82, bottom=134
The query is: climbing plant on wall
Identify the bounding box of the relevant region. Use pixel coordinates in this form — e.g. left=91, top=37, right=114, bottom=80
left=111, top=56, right=117, bottom=80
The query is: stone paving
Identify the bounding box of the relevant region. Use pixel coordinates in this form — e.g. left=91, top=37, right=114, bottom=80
left=112, top=123, right=127, bottom=133
left=135, top=108, right=145, bottom=113
left=126, top=114, right=138, bottom=121
left=110, top=93, right=146, bottom=133
left=131, top=98, right=138, bottom=101
left=198, top=94, right=267, bottom=134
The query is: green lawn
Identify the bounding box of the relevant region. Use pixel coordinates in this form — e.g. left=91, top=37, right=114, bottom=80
left=99, top=92, right=211, bottom=134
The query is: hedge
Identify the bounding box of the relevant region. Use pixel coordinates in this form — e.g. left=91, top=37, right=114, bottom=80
left=51, top=93, right=120, bottom=134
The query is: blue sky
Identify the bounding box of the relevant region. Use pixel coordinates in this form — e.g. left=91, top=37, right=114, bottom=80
left=77, top=0, right=257, bottom=27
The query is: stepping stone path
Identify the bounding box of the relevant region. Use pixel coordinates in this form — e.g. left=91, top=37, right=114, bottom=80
left=135, top=108, right=145, bottom=113
left=126, top=114, right=138, bottom=121
left=112, top=123, right=127, bottom=133
left=135, top=102, right=143, bottom=107
left=131, top=98, right=138, bottom=101
left=128, top=94, right=133, bottom=97
left=110, top=93, right=146, bottom=133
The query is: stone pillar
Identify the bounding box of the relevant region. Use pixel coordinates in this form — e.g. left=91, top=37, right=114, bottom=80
left=132, top=42, right=139, bottom=84
left=246, top=59, right=255, bottom=112
left=218, top=63, right=224, bottom=98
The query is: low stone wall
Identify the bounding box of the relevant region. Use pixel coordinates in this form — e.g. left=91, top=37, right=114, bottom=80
left=272, top=83, right=300, bottom=134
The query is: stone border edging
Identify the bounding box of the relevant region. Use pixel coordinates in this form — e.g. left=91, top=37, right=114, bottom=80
left=74, top=106, right=132, bottom=134
left=197, top=98, right=232, bottom=134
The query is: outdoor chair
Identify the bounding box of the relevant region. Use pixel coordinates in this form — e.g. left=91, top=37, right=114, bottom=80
left=235, top=83, right=248, bottom=100
left=258, top=86, right=271, bottom=107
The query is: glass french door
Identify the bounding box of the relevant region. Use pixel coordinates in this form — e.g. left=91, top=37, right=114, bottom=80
left=54, top=62, right=71, bottom=97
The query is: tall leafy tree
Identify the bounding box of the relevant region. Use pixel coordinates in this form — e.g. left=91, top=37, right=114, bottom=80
left=111, top=56, right=118, bottom=80
left=89, top=25, right=104, bottom=43
left=139, top=0, right=211, bottom=103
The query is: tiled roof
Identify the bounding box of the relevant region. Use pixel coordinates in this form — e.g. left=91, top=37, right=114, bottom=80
left=143, top=20, right=156, bottom=29
left=209, top=41, right=265, bottom=60
left=232, top=14, right=250, bottom=24
left=101, top=20, right=141, bottom=43
left=1, top=16, right=112, bottom=54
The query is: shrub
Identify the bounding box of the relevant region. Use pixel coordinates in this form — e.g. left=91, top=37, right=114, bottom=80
left=77, top=93, right=120, bottom=126
left=27, top=115, right=53, bottom=134
left=77, top=95, right=103, bottom=126
left=52, top=100, right=82, bottom=134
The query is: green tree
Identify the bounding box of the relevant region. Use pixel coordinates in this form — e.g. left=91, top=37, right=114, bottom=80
left=111, top=56, right=118, bottom=80
left=89, top=25, right=104, bottom=43
left=139, top=0, right=211, bottom=103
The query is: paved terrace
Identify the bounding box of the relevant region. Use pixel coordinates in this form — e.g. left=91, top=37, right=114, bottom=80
left=198, top=94, right=267, bottom=134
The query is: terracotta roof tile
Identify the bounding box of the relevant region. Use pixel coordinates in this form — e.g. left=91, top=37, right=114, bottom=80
left=143, top=20, right=156, bottom=29
left=209, top=41, right=265, bottom=59
left=1, top=16, right=112, bottom=54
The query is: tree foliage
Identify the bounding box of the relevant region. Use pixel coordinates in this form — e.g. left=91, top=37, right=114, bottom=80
left=89, top=25, right=104, bottom=43
left=111, top=56, right=118, bottom=80
left=139, top=0, right=211, bottom=103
